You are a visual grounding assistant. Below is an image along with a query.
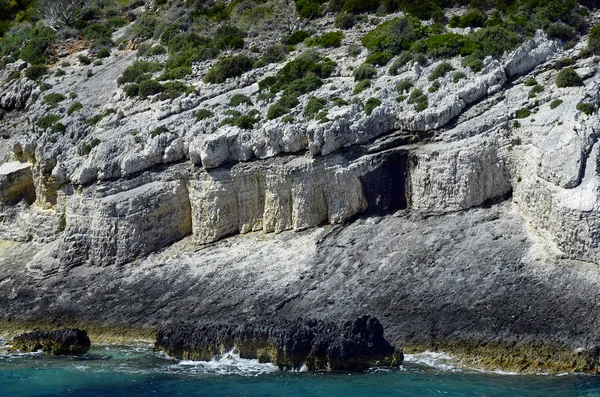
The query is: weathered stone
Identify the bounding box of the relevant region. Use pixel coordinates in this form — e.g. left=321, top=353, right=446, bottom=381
left=155, top=316, right=401, bottom=371
left=12, top=329, right=90, bottom=355
left=0, top=162, right=35, bottom=205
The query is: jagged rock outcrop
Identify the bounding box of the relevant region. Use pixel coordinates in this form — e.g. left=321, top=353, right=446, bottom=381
left=155, top=316, right=401, bottom=371
left=11, top=328, right=91, bottom=355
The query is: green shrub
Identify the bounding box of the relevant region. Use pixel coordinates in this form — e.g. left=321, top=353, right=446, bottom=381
left=18, top=26, right=57, bottom=65
left=132, top=13, right=159, bottom=40
left=362, top=17, right=426, bottom=56
left=82, top=139, right=101, bottom=155
left=429, top=62, right=454, bottom=81
left=55, top=69, right=66, bottom=77
left=305, top=96, right=327, bottom=119
left=550, top=99, right=563, bottom=109
left=461, top=55, right=484, bottom=72
left=546, top=23, right=575, bottom=41
left=365, top=51, right=393, bottom=66
left=453, top=71, right=466, bottom=83
left=365, top=97, right=381, bottom=115
left=51, top=122, right=65, bottom=134
left=85, top=108, right=116, bottom=125
left=37, top=114, right=61, bottom=129
left=108, top=16, right=129, bottom=30
left=396, top=79, right=413, bottom=93
left=282, top=115, right=295, bottom=123
left=124, top=84, right=139, bottom=97
left=353, top=63, right=377, bottom=81
left=261, top=45, right=288, bottom=64
left=411, top=33, right=477, bottom=59
left=295, top=0, right=322, bottom=19
left=332, top=97, right=349, bottom=106
left=82, top=24, right=111, bottom=42
left=195, top=109, right=214, bottom=121
left=577, top=102, right=596, bottom=115
left=555, top=68, right=583, bottom=87
left=470, top=26, right=522, bottom=58
left=524, top=78, right=538, bottom=86
left=96, top=47, right=111, bottom=58
left=335, top=12, right=355, bottom=30
left=282, top=30, right=311, bottom=45
left=258, top=52, right=336, bottom=96
left=146, top=45, right=167, bottom=56
left=342, top=0, right=380, bottom=14
left=159, top=82, right=195, bottom=100
left=306, top=31, right=344, bottom=48
left=230, top=94, right=253, bottom=107
left=589, top=25, right=600, bottom=55
left=267, top=103, right=289, bottom=119
left=204, top=55, right=254, bottom=84
left=408, top=89, right=428, bottom=112
left=160, top=66, right=192, bottom=80
left=213, top=25, right=246, bottom=51
left=388, top=52, right=413, bottom=75
left=278, top=93, right=300, bottom=109
left=428, top=80, right=440, bottom=92
left=150, top=125, right=169, bottom=138
left=353, top=80, right=371, bottom=94
left=118, top=61, right=163, bottom=85
left=138, top=79, right=164, bottom=98
left=456, top=9, right=487, bottom=28
left=24, top=64, right=46, bottom=80
left=78, top=54, right=91, bottom=65
left=553, top=58, right=576, bottom=70
left=515, top=107, right=531, bottom=118
left=67, top=102, right=83, bottom=115
left=529, top=84, right=544, bottom=98
left=42, top=93, right=66, bottom=108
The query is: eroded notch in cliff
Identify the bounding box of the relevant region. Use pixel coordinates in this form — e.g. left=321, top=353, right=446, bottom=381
left=360, top=150, right=409, bottom=215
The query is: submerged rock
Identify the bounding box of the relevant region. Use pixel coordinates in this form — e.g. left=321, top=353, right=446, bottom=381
left=11, top=328, right=91, bottom=355
left=155, top=316, right=401, bottom=371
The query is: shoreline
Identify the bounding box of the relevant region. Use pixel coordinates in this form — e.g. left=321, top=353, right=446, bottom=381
left=1, top=320, right=597, bottom=375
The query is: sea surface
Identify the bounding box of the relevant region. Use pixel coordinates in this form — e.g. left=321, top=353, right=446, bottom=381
left=1, top=344, right=600, bottom=397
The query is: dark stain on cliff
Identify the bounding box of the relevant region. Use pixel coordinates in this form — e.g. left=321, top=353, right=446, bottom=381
left=360, top=150, right=408, bottom=214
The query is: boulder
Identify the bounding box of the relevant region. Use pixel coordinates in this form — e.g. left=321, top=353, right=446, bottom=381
left=11, top=328, right=91, bottom=355
left=155, top=315, right=401, bottom=371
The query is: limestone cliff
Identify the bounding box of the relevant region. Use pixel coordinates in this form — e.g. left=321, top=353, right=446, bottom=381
left=1, top=0, right=600, bottom=373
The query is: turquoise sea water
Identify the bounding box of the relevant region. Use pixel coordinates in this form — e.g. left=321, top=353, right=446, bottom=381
left=1, top=346, right=600, bottom=397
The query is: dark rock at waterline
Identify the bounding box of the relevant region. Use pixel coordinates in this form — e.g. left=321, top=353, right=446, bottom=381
left=12, top=328, right=91, bottom=355
left=155, top=315, right=401, bottom=371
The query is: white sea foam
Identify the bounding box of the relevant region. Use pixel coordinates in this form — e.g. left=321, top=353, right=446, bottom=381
left=403, top=351, right=457, bottom=372
left=167, top=349, right=279, bottom=377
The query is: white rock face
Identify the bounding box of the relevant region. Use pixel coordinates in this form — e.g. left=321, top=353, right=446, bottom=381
left=408, top=135, right=511, bottom=213
left=0, top=162, right=35, bottom=204
left=505, top=31, right=557, bottom=77
left=56, top=180, right=192, bottom=268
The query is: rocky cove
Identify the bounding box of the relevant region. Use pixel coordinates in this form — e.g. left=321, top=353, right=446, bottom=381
left=1, top=0, right=600, bottom=374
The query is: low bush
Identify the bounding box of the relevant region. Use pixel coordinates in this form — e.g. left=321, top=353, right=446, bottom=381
left=230, top=94, right=253, bottom=107
left=524, top=78, right=538, bottom=86
left=365, top=51, right=393, bottom=66
left=577, top=102, right=596, bottom=115
left=67, top=102, right=83, bottom=115
left=282, top=30, right=311, bottom=45
left=204, top=55, right=254, bottom=84
left=353, top=80, right=371, bottom=94
left=43, top=93, right=66, bottom=108
left=24, top=64, right=46, bottom=80
left=213, top=25, right=245, bottom=51
left=461, top=55, right=484, bottom=72
left=365, top=97, right=381, bottom=115
left=305, top=96, right=327, bottom=119
left=150, top=125, right=169, bottom=138
left=267, top=103, right=289, bottom=119
left=306, top=31, right=344, bottom=48
left=159, top=82, right=195, bottom=100
left=388, top=52, right=413, bottom=75
left=37, top=114, right=61, bottom=129
left=96, top=47, right=111, bottom=58
left=429, top=62, right=454, bottom=81
left=195, top=108, right=214, bottom=121
left=515, top=107, right=531, bottom=118
left=428, top=80, right=441, bottom=92
left=138, top=79, right=164, bottom=98
left=260, top=45, right=288, bottom=65
left=124, top=84, right=139, bottom=97
left=295, top=0, right=322, bottom=19
left=362, top=17, right=427, bottom=56
left=550, top=99, right=563, bottom=109
left=132, top=12, right=160, bottom=40
left=335, top=12, right=355, bottom=30
left=342, top=0, right=380, bottom=14
left=529, top=84, right=544, bottom=98
left=449, top=9, right=487, bottom=29
left=118, top=61, right=162, bottom=85
left=332, top=97, right=349, bottom=106
left=353, top=63, right=377, bottom=81
left=589, top=25, right=600, bottom=55
left=453, top=71, right=466, bottom=83
left=555, top=68, right=583, bottom=87
left=408, top=89, right=428, bottom=112
left=396, top=79, right=413, bottom=93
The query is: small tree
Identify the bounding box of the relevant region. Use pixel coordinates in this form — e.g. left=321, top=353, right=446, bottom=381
left=38, top=0, right=89, bottom=31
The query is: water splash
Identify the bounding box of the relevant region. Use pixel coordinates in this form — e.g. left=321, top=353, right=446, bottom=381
left=167, top=349, right=279, bottom=377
